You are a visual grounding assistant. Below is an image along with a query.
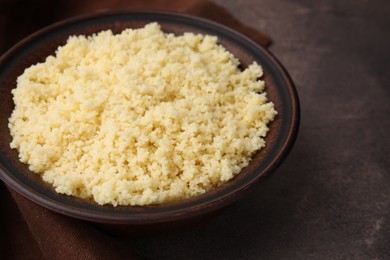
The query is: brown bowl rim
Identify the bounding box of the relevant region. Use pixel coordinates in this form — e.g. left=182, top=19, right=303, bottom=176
left=0, top=10, right=300, bottom=225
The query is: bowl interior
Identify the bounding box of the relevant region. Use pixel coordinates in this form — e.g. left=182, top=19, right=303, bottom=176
left=0, top=11, right=299, bottom=225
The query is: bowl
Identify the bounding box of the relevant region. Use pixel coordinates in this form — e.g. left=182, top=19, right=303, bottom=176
left=0, top=11, right=299, bottom=231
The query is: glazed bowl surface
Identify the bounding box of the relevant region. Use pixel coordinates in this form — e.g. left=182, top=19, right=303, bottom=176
left=0, top=11, right=299, bottom=228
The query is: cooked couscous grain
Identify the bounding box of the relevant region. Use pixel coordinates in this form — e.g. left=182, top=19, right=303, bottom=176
left=8, top=23, right=277, bottom=206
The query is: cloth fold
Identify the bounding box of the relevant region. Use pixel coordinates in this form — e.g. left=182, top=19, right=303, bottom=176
left=0, top=1, right=271, bottom=259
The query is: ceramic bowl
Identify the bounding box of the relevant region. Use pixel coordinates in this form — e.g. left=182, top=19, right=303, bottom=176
left=0, top=11, right=299, bottom=231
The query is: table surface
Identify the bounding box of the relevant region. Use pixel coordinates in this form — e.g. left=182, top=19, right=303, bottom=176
left=123, top=1, right=389, bottom=259
left=122, top=1, right=389, bottom=258
left=1, top=0, right=389, bottom=259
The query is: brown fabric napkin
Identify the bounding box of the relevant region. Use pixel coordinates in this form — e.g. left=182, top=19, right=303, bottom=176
left=0, top=1, right=271, bottom=259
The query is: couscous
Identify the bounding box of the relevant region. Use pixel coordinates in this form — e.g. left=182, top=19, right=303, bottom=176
left=8, top=23, right=277, bottom=206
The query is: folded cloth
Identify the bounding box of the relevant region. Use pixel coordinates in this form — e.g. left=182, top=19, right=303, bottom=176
left=0, top=1, right=271, bottom=259
left=1, top=183, right=138, bottom=259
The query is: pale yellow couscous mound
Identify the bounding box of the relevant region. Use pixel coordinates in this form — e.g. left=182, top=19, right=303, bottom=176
left=8, top=23, right=277, bottom=206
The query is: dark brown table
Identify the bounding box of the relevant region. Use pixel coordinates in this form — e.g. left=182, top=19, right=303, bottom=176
left=1, top=0, right=389, bottom=259
left=124, top=1, right=390, bottom=258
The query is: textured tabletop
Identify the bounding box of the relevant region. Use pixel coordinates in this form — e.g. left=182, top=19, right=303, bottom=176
left=127, top=1, right=390, bottom=258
